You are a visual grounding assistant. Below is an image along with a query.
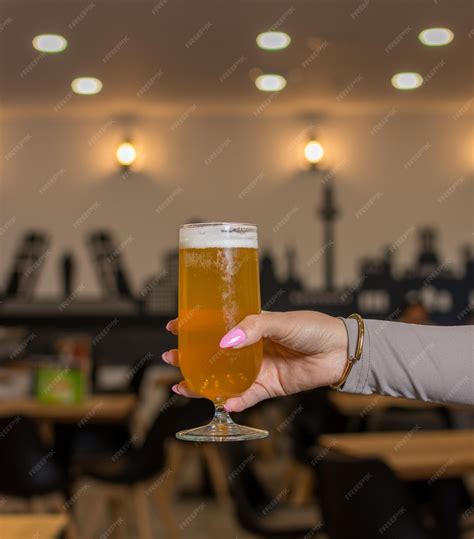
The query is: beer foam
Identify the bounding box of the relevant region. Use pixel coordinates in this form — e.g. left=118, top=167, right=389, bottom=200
left=179, top=222, right=258, bottom=249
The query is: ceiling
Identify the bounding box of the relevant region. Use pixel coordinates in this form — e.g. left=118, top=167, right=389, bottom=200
left=0, top=0, right=472, bottom=114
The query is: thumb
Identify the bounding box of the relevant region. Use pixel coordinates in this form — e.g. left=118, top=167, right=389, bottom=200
left=219, top=312, right=289, bottom=349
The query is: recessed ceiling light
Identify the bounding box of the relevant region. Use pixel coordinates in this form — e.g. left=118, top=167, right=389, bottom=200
left=71, top=77, right=103, bottom=95
left=391, top=72, right=423, bottom=90
left=255, top=74, right=287, bottom=92
left=32, top=34, right=67, bottom=53
left=418, top=27, right=454, bottom=47
left=256, top=32, right=291, bottom=50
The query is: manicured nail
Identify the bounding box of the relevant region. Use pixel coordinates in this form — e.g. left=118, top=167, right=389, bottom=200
left=171, top=384, right=180, bottom=394
left=162, top=352, right=170, bottom=363
left=220, top=328, right=247, bottom=348
left=224, top=404, right=232, bottom=413
left=165, top=321, right=172, bottom=331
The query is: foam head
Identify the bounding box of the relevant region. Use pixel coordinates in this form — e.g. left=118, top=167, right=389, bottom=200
left=179, top=222, right=258, bottom=249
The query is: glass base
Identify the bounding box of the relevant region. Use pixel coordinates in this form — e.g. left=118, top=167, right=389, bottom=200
left=176, top=405, right=269, bottom=442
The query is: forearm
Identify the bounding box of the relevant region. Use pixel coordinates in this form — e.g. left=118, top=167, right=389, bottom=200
left=341, top=318, right=474, bottom=405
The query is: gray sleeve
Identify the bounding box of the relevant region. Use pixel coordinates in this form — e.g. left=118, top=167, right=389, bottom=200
left=340, top=318, right=474, bottom=405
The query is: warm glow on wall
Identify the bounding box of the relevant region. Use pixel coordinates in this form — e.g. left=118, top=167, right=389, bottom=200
left=116, top=142, right=137, bottom=168
left=304, top=140, right=325, bottom=165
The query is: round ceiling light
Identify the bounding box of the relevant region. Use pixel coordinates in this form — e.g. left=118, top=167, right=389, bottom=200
left=71, top=77, right=103, bottom=95
left=418, top=27, right=454, bottom=47
left=391, top=72, right=423, bottom=90
left=256, top=32, right=291, bottom=50
left=32, top=34, right=67, bottom=53
left=255, top=74, right=287, bottom=92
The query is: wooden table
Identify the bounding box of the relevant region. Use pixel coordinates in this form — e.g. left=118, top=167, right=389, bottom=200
left=319, top=429, right=474, bottom=481
left=328, top=392, right=452, bottom=416
left=0, top=394, right=136, bottom=423
left=0, top=514, right=68, bottom=539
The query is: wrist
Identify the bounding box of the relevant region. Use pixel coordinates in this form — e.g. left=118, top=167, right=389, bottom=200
left=329, top=318, right=350, bottom=386
left=330, top=315, right=364, bottom=389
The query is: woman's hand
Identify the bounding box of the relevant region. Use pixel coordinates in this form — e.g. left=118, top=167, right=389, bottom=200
left=163, top=311, right=348, bottom=412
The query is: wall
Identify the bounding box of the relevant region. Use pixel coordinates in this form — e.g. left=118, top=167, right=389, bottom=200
left=1, top=106, right=472, bottom=299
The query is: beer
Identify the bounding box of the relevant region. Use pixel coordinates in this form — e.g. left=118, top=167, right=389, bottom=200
left=178, top=223, right=262, bottom=402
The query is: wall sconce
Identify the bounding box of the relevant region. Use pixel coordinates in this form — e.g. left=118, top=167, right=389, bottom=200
left=304, top=139, right=325, bottom=169
left=116, top=141, right=137, bottom=170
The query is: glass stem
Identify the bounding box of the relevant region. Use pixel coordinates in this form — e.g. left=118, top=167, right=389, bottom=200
left=212, top=404, right=235, bottom=427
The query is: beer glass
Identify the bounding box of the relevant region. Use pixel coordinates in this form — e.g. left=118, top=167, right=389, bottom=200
left=176, top=223, right=268, bottom=441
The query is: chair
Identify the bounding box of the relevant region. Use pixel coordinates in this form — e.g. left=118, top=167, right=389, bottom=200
left=0, top=416, right=66, bottom=499
left=365, top=405, right=453, bottom=432
left=284, top=389, right=348, bottom=505
left=314, top=450, right=427, bottom=539
left=57, top=356, right=151, bottom=472
left=78, top=395, right=218, bottom=536
left=366, top=405, right=468, bottom=537
left=79, top=411, right=179, bottom=539
left=222, top=441, right=318, bottom=538
left=0, top=416, right=75, bottom=535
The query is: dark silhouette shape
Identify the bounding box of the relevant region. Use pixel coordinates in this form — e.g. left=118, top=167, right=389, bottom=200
left=4, top=231, right=49, bottom=299
left=0, top=416, right=67, bottom=498
left=318, top=180, right=339, bottom=292
left=221, top=441, right=316, bottom=538
left=61, top=252, right=75, bottom=299
left=315, top=452, right=426, bottom=539
left=417, top=227, right=440, bottom=276
left=87, top=230, right=133, bottom=299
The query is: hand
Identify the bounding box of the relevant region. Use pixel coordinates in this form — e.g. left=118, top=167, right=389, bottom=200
left=163, top=311, right=349, bottom=412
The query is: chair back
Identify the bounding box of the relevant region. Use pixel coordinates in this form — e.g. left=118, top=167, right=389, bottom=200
left=0, top=416, right=65, bottom=497
left=223, top=442, right=313, bottom=538
left=315, top=451, right=426, bottom=539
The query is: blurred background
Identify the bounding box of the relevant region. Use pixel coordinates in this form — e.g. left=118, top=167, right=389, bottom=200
left=0, top=0, right=473, bottom=538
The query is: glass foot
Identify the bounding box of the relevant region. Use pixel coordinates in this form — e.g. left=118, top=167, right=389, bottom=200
left=176, top=405, right=268, bottom=442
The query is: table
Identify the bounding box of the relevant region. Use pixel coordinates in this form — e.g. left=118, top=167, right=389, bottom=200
left=0, top=514, right=68, bottom=539
left=329, top=392, right=452, bottom=416
left=0, top=394, right=136, bottom=423
left=319, top=429, right=474, bottom=481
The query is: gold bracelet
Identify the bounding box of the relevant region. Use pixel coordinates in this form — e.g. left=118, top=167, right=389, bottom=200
left=330, top=313, right=365, bottom=390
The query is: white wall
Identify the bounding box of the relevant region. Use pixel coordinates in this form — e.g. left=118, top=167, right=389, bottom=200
left=1, top=107, right=472, bottom=298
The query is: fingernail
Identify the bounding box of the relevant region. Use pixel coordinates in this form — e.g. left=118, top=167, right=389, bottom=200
left=165, top=321, right=172, bottom=331
left=171, top=384, right=180, bottom=394
left=224, top=404, right=232, bottom=413
left=162, top=352, right=169, bottom=363
left=219, top=328, right=247, bottom=348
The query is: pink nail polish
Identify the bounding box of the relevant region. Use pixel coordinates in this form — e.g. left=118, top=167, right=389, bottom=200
left=219, top=328, right=247, bottom=348
left=224, top=404, right=232, bottom=413
left=162, top=352, right=169, bottom=363
left=165, top=321, right=172, bottom=331
left=171, top=384, right=180, bottom=394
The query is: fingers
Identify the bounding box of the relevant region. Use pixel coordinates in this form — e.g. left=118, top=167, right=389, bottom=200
left=171, top=380, right=201, bottom=399
left=224, top=383, right=270, bottom=413
left=166, top=318, right=179, bottom=335
left=162, top=348, right=179, bottom=367
left=220, top=312, right=289, bottom=349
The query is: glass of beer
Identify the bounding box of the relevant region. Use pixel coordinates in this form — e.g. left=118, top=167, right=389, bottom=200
left=176, top=222, right=268, bottom=442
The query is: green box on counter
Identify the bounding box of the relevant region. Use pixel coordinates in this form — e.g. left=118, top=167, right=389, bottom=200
left=36, top=366, right=86, bottom=404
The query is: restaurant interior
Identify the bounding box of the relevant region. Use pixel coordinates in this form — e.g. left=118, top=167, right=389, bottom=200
left=0, top=0, right=473, bottom=537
